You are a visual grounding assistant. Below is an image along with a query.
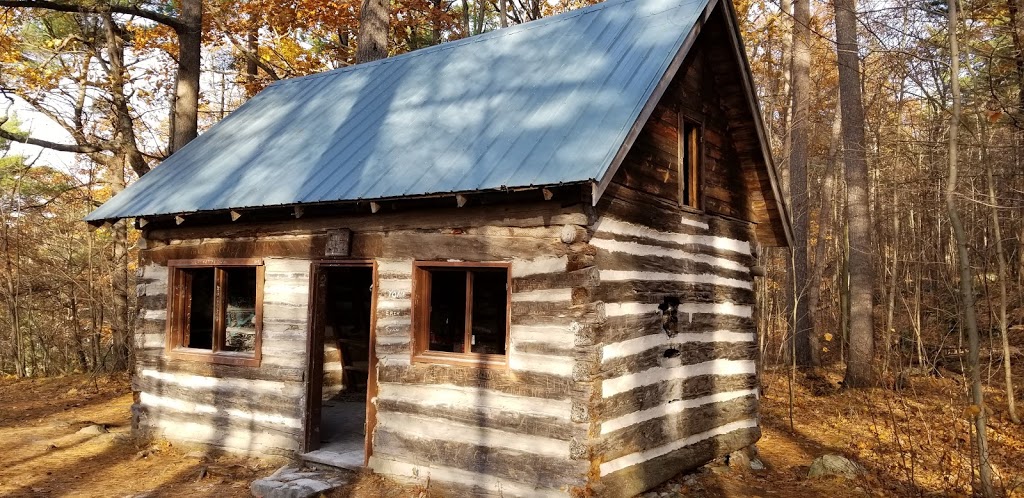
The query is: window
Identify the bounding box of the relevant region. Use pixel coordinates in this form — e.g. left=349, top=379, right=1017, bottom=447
left=680, top=119, right=702, bottom=208
left=167, top=259, right=264, bottom=366
left=413, top=262, right=510, bottom=366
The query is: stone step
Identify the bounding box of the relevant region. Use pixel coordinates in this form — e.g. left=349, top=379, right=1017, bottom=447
left=301, top=448, right=365, bottom=471
left=251, top=465, right=352, bottom=498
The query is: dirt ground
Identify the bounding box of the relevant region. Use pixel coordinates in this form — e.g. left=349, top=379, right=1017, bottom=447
left=2, top=367, right=1023, bottom=497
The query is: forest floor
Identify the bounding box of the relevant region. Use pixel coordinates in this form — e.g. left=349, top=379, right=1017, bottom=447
left=1, top=365, right=1023, bottom=497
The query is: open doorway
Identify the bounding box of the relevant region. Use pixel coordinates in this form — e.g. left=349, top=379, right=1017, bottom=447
left=304, top=263, right=375, bottom=469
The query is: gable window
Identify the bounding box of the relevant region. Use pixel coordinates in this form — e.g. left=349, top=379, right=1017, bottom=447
left=167, top=259, right=264, bottom=366
left=680, top=118, right=702, bottom=208
left=412, top=262, right=510, bottom=367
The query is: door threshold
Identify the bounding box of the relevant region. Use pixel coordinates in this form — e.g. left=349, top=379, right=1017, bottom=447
left=302, top=448, right=365, bottom=471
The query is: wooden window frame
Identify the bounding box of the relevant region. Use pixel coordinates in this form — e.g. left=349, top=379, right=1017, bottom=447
left=165, top=258, right=264, bottom=367
left=411, top=261, right=511, bottom=369
left=679, top=116, right=703, bottom=210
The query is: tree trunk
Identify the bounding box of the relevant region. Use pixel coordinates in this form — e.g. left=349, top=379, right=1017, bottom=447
left=981, top=121, right=1019, bottom=423
left=357, top=0, right=389, bottom=63
left=834, top=0, right=874, bottom=387
left=789, top=0, right=815, bottom=367
left=946, top=2, right=994, bottom=493
left=169, top=0, right=202, bottom=153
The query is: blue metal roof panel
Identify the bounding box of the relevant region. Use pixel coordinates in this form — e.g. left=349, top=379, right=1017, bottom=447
left=87, top=0, right=710, bottom=221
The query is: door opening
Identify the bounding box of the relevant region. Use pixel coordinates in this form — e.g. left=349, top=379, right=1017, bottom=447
left=304, top=263, right=375, bottom=469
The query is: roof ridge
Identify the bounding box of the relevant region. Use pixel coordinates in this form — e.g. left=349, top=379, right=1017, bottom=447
left=268, top=0, right=656, bottom=87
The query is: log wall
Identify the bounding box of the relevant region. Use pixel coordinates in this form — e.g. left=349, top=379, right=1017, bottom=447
left=132, top=256, right=311, bottom=456
left=583, top=22, right=763, bottom=497
left=132, top=201, right=596, bottom=496
left=366, top=209, right=596, bottom=497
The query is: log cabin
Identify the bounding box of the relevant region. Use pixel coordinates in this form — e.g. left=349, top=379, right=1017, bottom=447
left=86, top=0, right=792, bottom=495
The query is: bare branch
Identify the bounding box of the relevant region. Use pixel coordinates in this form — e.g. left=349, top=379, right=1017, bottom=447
left=0, top=0, right=187, bottom=32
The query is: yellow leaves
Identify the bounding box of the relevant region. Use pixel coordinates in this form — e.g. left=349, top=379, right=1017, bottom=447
left=824, top=332, right=834, bottom=342
left=964, top=404, right=981, bottom=419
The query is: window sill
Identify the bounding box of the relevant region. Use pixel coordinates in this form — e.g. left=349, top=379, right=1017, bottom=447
left=167, top=348, right=261, bottom=367
left=412, top=351, right=507, bottom=369
left=679, top=204, right=704, bottom=215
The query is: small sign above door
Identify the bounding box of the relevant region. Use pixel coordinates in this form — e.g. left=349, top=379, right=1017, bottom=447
left=325, top=229, right=352, bottom=257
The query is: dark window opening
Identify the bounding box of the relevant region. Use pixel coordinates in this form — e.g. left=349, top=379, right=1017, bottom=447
left=470, top=271, right=508, bottom=355
left=428, top=271, right=467, bottom=353
left=681, top=120, right=701, bottom=208
left=184, top=268, right=215, bottom=350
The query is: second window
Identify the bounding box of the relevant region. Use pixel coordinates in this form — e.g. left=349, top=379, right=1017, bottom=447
left=414, top=263, right=510, bottom=363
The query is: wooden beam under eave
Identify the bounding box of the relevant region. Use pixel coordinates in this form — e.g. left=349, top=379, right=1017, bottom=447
left=370, top=202, right=381, bottom=214
left=542, top=188, right=554, bottom=201
left=175, top=215, right=186, bottom=225
left=456, top=194, right=468, bottom=208
left=230, top=210, right=242, bottom=221
left=293, top=206, right=304, bottom=219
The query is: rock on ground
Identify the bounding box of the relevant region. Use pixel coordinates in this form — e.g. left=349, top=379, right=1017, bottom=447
left=807, top=454, right=864, bottom=479
left=251, top=466, right=349, bottom=498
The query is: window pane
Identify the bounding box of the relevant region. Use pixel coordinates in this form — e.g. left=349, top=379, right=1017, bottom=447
left=470, top=270, right=508, bottom=355
left=223, top=267, right=258, bottom=353
left=428, top=270, right=466, bottom=353
left=184, top=268, right=215, bottom=350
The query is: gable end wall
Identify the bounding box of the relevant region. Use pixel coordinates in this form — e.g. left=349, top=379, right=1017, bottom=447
left=582, top=22, right=763, bottom=497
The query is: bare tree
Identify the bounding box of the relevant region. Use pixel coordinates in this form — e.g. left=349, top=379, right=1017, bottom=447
left=834, top=0, right=874, bottom=387
left=0, top=0, right=203, bottom=154
left=789, top=0, right=815, bottom=367
left=946, top=1, right=994, bottom=494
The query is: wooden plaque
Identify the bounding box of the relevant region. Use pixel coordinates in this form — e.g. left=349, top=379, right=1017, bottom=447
left=325, top=229, right=352, bottom=257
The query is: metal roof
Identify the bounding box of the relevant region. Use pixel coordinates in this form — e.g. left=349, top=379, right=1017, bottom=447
left=87, top=0, right=713, bottom=222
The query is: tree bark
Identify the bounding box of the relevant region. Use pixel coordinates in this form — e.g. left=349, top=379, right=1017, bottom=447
left=357, top=0, right=389, bottom=63
left=170, top=0, right=202, bottom=153
left=946, top=2, right=994, bottom=494
left=981, top=120, right=1019, bottom=423
left=834, top=0, right=874, bottom=387
left=789, top=0, right=815, bottom=367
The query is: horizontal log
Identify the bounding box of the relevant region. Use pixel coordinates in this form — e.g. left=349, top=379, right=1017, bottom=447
left=595, top=248, right=750, bottom=282
left=512, top=267, right=599, bottom=293
left=376, top=398, right=572, bottom=440
left=595, top=394, right=758, bottom=461
left=357, top=232, right=569, bottom=261
left=138, top=405, right=302, bottom=455
left=592, top=280, right=755, bottom=307
left=143, top=235, right=327, bottom=264
left=590, top=229, right=754, bottom=265
left=137, top=352, right=305, bottom=382
left=600, top=313, right=756, bottom=344
left=378, top=363, right=574, bottom=400
left=591, top=237, right=749, bottom=274
left=594, top=425, right=759, bottom=497
left=369, top=456, right=570, bottom=498
left=373, top=429, right=583, bottom=486
left=594, top=373, right=758, bottom=421
left=601, top=359, right=756, bottom=398
left=598, top=342, right=756, bottom=380
left=138, top=294, right=168, bottom=310
left=134, top=379, right=304, bottom=421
